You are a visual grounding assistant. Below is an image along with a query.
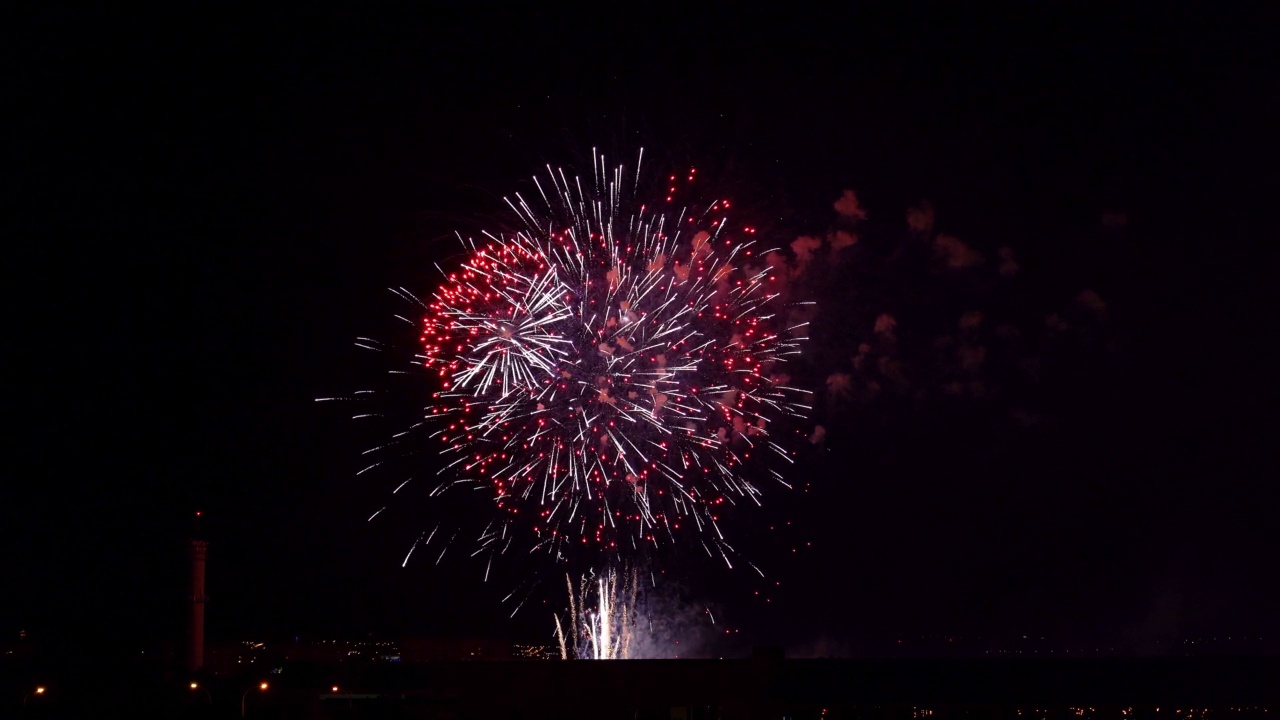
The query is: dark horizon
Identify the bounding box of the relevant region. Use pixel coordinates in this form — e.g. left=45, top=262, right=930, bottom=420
left=5, top=5, right=1277, bottom=663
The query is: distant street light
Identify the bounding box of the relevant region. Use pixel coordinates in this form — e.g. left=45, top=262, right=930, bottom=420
left=23, top=686, right=48, bottom=704
left=242, top=681, right=268, bottom=717
left=189, top=681, right=211, bottom=704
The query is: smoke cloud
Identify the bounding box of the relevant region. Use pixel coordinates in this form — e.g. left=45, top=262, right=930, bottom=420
left=834, top=189, right=868, bottom=220
left=795, top=188, right=1118, bottom=434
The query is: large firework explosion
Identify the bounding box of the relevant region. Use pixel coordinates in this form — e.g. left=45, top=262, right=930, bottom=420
left=330, top=150, right=811, bottom=590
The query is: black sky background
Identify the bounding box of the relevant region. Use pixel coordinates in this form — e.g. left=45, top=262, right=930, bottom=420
left=5, top=5, right=1278, bottom=657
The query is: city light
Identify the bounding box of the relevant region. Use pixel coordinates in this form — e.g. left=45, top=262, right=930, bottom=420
left=259, top=681, right=269, bottom=691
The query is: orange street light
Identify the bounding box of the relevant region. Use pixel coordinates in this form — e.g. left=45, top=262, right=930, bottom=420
left=243, top=681, right=268, bottom=717
left=189, top=681, right=211, bottom=704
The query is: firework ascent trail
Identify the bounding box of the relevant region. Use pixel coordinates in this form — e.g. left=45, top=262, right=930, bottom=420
left=555, top=566, right=640, bottom=660
left=328, top=149, right=812, bottom=586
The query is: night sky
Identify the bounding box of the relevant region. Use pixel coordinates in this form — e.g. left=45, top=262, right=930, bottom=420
left=6, top=5, right=1277, bottom=658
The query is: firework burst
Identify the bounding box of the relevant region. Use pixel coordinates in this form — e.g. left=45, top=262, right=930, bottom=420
left=336, top=149, right=811, bottom=578
left=555, top=567, right=640, bottom=660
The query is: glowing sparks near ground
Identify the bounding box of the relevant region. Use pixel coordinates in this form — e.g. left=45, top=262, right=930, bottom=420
left=556, top=567, right=639, bottom=660
left=331, top=149, right=810, bottom=582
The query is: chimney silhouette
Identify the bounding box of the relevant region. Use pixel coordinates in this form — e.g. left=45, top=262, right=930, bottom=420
left=188, top=512, right=207, bottom=674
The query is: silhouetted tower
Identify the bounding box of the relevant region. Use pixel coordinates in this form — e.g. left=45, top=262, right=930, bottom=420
left=188, top=512, right=207, bottom=674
